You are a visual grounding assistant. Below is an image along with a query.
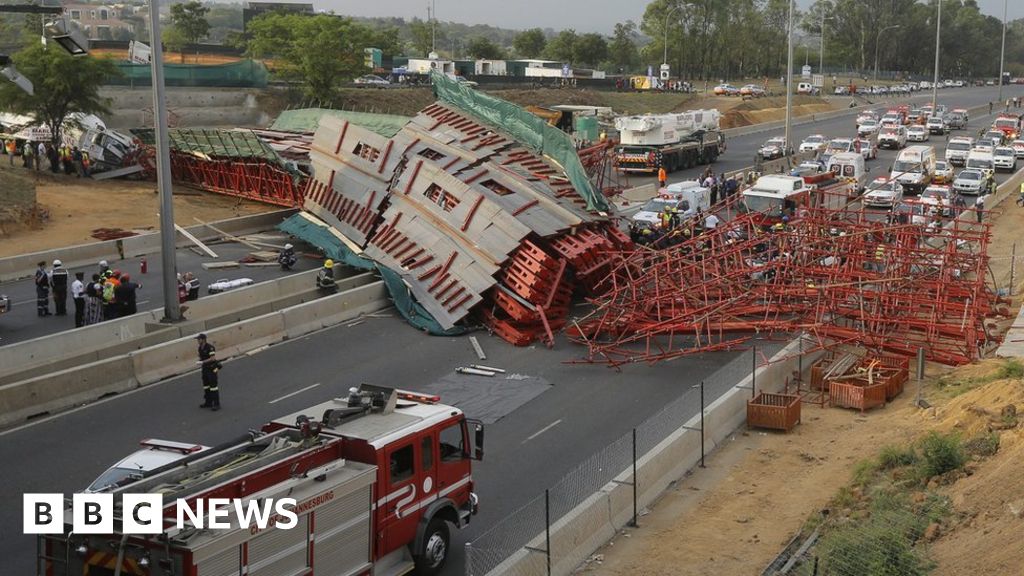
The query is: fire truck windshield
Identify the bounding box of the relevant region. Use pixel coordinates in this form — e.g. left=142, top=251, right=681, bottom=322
left=743, top=195, right=784, bottom=217
left=996, top=119, right=1017, bottom=129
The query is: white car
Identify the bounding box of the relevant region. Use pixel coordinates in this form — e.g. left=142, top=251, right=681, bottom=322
left=931, top=161, right=954, bottom=184
left=799, top=134, right=827, bottom=153
left=880, top=113, right=901, bottom=127
left=994, top=146, right=1017, bottom=171
left=921, top=185, right=953, bottom=216
left=856, top=112, right=878, bottom=126
left=862, top=177, right=904, bottom=208
left=86, top=439, right=210, bottom=493
left=0, top=294, right=9, bottom=315
left=208, top=277, right=255, bottom=294
left=878, top=126, right=908, bottom=149
left=952, top=169, right=985, bottom=195
left=631, top=197, right=691, bottom=227
left=354, top=74, right=390, bottom=86
left=857, top=119, right=879, bottom=137
left=759, top=137, right=787, bottom=160
left=945, top=137, right=974, bottom=165
left=1012, top=139, right=1024, bottom=158
left=907, top=125, right=930, bottom=142
left=926, top=116, right=947, bottom=135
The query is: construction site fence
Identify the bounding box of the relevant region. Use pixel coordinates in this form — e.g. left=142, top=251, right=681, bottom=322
left=104, top=59, right=269, bottom=88
left=464, top=339, right=788, bottom=576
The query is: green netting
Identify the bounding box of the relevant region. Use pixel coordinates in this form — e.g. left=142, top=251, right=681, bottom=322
left=429, top=71, right=609, bottom=213
left=132, top=127, right=296, bottom=169
left=375, top=264, right=470, bottom=336
left=105, top=60, right=268, bottom=88
left=270, top=108, right=410, bottom=137
left=277, top=213, right=374, bottom=271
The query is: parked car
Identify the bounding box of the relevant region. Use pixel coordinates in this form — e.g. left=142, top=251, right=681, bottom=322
left=878, top=125, right=908, bottom=149
left=945, top=136, right=975, bottom=166
left=948, top=109, right=968, bottom=129
left=856, top=112, right=878, bottom=126
left=993, top=146, right=1017, bottom=171
left=984, top=130, right=1006, bottom=146
left=855, top=138, right=878, bottom=160
left=714, top=83, right=740, bottom=96
left=857, top=119, right=880, bottom=137
left=354, top=74, right=391, bottom=86
left=85, top=439, right=211, bottom=493
left=758, top=136, right=787, bottom=160
left=834, top=86, right=850, bottom=95
left=894, top=199, right=930, bottom=225
left=881, top=113, right=902, bottom=127
left=740, top=84, right=766, bottom=97
left=931, top=161, right=954, bottom=184
left=952, top=168, right=986, bottom=195
left=796, top=82, right=819, bottom=95
left=1011, top=139, right=1024, bottom=158
left=862, top=176, right=904, bottom=208
left=926, top=116, right=948, bottom=135
left=799, top=134, right=827, bottom=153
left=921, top=185, right=953, bottom=216
left=907, top=125, right=930, bottom=142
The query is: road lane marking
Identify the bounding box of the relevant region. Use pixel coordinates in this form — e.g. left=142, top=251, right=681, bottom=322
left=268, top=383, right=321, bottom=404
left=523, top=419, right=562, bottom=443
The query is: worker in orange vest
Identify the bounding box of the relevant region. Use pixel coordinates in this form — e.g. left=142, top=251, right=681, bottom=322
left=658, top=165, right=667, bottom=189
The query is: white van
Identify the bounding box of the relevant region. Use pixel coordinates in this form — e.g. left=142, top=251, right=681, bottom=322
left=890, top=145, right=936, bottom=193
left=826, top=152, right=868, bottom=192
left=965, top=149, right=996, bottom=178
left=631, top=181, right=711, bottom=227
left=797, top=82, right=818, bottom=95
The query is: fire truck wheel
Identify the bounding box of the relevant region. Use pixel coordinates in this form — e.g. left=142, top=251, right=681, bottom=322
left=415, top=517, right=450, bottom=575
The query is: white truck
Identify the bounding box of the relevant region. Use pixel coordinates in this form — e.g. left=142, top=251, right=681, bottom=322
left=630, top=181, right=711, bottom=227
left=945, top=136, right=974, bottom=166
left=890, top=145, right=936, bottom=194
left=614, top=110, right=726, bottom=173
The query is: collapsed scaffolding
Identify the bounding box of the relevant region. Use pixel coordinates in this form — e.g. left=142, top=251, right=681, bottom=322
left=568, top=192, right=1009, bottom=368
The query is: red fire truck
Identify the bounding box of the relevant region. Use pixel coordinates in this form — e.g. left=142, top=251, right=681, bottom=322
left=37, top=385, right=484, bottom=576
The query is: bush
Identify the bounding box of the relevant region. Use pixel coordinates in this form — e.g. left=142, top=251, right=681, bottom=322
left=963, top=433, right=1000, bottom=458
left=918, top=432, right=966, bottom=478
left=998, top=359, right=1024, bottom=379
left=878, top=445, right=918, bottom=470
left=852, top=458, right=878, bottom=487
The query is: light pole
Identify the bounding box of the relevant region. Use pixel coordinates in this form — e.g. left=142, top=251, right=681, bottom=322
left=873, top=24, right=900, bottom=81
left=663, top=3, right=681, bottom=68
left=818, top=0, right=834, bottom=75
left=784, top=0, right=795, bottom=157
left=931, top=0, right=941, bottom=111
left=148, top=0, right=181, bottom=322
left=998, top=0, right=1008, bottom=103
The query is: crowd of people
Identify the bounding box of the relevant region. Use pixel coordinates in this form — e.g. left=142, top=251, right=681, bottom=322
left=34, top=259, right=140, bottom=327
left=3, top=139, right=92, bottom=177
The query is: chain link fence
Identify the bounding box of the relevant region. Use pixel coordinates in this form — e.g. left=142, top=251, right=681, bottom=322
left=465, top=339, right=789, bottom=576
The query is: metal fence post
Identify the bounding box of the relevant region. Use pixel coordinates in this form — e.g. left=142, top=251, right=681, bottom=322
left=545, top=488, right=551, bottom=576
left=699, top=380, right=706, bottom=468
left=631, top=427, right=638, bottom=527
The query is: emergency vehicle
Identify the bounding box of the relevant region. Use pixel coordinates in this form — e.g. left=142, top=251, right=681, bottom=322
left=993, top=113, right=1022, bottom=140
left=37, top=385, right=484, bottom=576
left=740, top=173, right=850, bottom=227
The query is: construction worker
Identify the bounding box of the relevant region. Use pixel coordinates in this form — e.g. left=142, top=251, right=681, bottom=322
left=658, top=165, right=667, bottom=189
left=316, top=259, right=337, bottom=292
left=976, top=194, right=986, bottom=223
left=50, top=259, right=68, bottom=316
left=660, top=206, right=673, bottom=229
left=196, top=333, right=221, bottom=411
left=34, top=261, right=51, bottom=317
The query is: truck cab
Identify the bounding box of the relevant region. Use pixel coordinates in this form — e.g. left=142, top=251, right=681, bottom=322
left=890, top=145, right=936, bottom=194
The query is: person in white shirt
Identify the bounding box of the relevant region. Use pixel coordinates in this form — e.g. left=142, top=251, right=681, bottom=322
left=71, top=271, right=85, bottom=327
left=705, top=213, right=720, bottom=230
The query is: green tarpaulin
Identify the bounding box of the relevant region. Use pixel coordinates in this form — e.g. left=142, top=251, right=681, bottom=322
left=106, top=60, right=268, bottom=88
left=429, top=71, right=609, bottom=213
left=270, top=108, right=411, bottom=137
left=376, top=265, right=470, bottom=336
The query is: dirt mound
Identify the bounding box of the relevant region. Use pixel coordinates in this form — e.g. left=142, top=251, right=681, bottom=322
left=721, top=96, right=838, bottom=129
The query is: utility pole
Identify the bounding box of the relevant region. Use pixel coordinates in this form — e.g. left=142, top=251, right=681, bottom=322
left=784, top=0, right=795, bottom=158
left=429, top=0, right=436, bottom=54
left=998, top=0, right=1008, bottom=103
left=874, top=25, right=900, bottom=81
left=818, top=0, right=833, bottom=76
left=663, top=4, right=680, bottom=68
left=931, top=0, right=941, bottom=112
left=149, top=0, right=181, bottom=322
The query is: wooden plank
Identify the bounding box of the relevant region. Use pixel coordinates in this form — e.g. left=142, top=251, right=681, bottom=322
left=175, top=223, right=219, bottom=258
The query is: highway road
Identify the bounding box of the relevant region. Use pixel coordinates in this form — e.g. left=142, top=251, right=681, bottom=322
left=4, top=84, right=1024, bottom=576
left=0, top=241, right=320, bottom=346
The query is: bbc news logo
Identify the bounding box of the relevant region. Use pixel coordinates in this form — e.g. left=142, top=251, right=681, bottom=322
left=24, top=494, right=298, bottom=535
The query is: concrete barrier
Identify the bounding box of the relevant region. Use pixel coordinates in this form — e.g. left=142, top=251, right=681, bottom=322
left=0, top=356, right=138, bottom=428
left=280, top=280, right=388, bottom=339
left=0, top=209, right=296, bottom=282
left=486, top=339, right=821, bottom=576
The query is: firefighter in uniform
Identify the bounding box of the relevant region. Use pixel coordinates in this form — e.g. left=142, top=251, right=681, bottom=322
left=196, top=333, right=221, bottom=411
left=316, top=259, right=337, bottom=292
left=34, top=261, right=51, bottom=317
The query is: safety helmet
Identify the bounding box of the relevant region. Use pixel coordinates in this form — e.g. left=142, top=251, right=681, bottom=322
left=53, top=259, right=62, bottom=267
left=99, top=260, right=108, bottom=267
left=324, top=259, right=334, bottom=269
left=285, top=243, right=293, bottom=250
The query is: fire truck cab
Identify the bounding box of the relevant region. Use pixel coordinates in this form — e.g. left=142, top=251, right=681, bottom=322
left=37, top=385, right=483, bottom=576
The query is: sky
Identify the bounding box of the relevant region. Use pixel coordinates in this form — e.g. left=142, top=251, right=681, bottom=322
left=308, top=0, right=1024, bottom=34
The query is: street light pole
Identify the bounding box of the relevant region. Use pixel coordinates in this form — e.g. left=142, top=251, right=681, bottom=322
left=931, top=0, right=941, bottom=111
left=874, top=25, right=900, bottom=81
left=998, top=0, right=1008, bottom=103
left=818, top=1, right=833, bottom=76
left=663, top=4, right=680, bottom=67
left=148, top=0, right=181, bottom=322
left=784, top=0, right=795, bottom=157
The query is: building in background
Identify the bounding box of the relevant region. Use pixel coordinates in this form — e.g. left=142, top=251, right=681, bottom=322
left=64, top=2, right=136, bottom=40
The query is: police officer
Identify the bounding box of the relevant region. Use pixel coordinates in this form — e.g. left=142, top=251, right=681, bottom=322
left=196, top=333, right=221, bottom=411
left=50, top=259, right=69, bottom=316
left=34, top=261, right=51, bottom=317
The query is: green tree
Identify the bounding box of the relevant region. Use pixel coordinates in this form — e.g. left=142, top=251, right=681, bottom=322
left=169, top=0, right=210, bottom=61
left=246, top=13, right=373, bottom=100
left=0, top=39, right=118, bottom=147
left=573, top=33, right=607, bottom=68
left=408, top=17, right=444, bottom=56
left=543, top=29, right=577, bottom=62
left=466, top=36, right=504, bottom=59
left=162, top=25, right=189, bottom=63
left=513, top=28, right=546, bottom=58
left=371, top=26, right=404, bottom=57
left=609, top=21, right=640, bottom=73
